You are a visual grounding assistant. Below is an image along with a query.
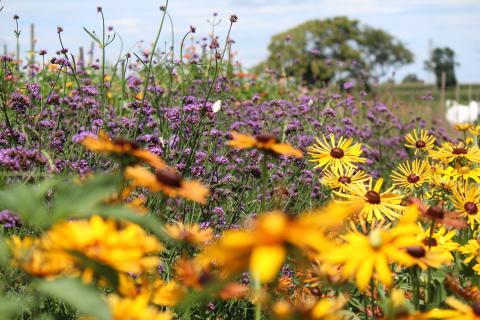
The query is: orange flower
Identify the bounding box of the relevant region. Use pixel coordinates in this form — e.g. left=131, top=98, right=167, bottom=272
left=80, top=130, right=166, bottom=169
left=125, top=166, right=209, bottom=204
left=227, top=132, right=303, bottom=158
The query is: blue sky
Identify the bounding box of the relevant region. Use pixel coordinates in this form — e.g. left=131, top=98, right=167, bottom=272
left=1, top=0, right=479, bottom=83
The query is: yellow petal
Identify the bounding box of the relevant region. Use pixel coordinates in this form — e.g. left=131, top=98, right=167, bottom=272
left=250, top=245, right=286, bottom=283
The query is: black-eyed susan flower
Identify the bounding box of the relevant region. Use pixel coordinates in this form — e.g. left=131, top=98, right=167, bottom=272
left=322, top=206, right=421, bottom=291
left=125, top=166, right=209, bottom=204
left=203, top=204, right=354, bottom=283
left=441, top=165, right=480, bottom=183
left=227, top=131, right=303, bottom=158
left=334, top=177, right=404, bottom=222
left=413, top=199, right=467, bottom=229
left=417, top=225, right=459, bottom=257
left=308, top=134, right=366, bottom=170
left=469, top=125, right=480, bottom=136
left=9, top=236, right=75, bottom=277
left=391, top=159, right=432, bottom=191
left=405, top=129, right=436, bottom=154
left=429, top=142, right=480, bottom=164
left=80, top=130, right=166, bottom=169
left=43, top=215, right=163, bottom=274
left=404, top=244, right=452, bottom=270
left=454, top=123, right=474, bottom=132
left=452, top=184, right=480, bottom=227
left=165, top=222, right=213, bottom=245
left=460, top=239, right=480, bottom=264
left=321, top=166, right=368, bottom=192
left=427, top=297, right=480, bottom=320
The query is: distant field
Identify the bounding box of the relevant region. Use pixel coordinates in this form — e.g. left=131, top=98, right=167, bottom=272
left=375, top=83, right=480, bottom=126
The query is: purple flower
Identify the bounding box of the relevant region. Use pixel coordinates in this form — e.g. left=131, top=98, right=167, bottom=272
left=0, top=210, right=22, bottom=228
left=343, top=81, right=354, bottom=90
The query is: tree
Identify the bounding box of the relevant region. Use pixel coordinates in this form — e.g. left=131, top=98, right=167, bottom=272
left=424, top=47, right=458, bottom=88
left=256, top=17, right=414, bottom=85
left=402, top=73, right=423, bottom=84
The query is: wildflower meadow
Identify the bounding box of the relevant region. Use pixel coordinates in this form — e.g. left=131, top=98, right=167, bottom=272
left=1, top=1, right=480, bottom=319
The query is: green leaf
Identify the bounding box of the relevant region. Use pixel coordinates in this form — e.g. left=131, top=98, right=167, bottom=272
left=0, top=297, right=26, bottom=318
left=95, top=206, right=171, bottom=244
left=0, top=178, right=57, bottom=228
left=52, top=174, right=122, bottom=220
left=35, top=278, right=111, bottom=320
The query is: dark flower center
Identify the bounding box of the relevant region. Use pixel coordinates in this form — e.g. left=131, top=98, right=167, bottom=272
left=406, top=246, right=426, bottom=258
left=422, top=237, right=438, bottom=247
left=464, top=202, right=479, bottom=215
left=452, top=147, right=467, bottom=155
left=338, top=176, right=351, bottom=184
left=426, top=206, right=444, bottom=220
left=330, top=147, right=345, bottom=159
left=255, top=133, right=278, bottom=143
left=407, top=174, right=420, bottom=184
left=156, top=169, right=182, bottom=188
left=112, top=138, right=139, bottom=149
left=365, top=191, right=381, bottom=204
left=415, top=140, right=426, bottom=148
left=473, top=301, right=480, bottom=316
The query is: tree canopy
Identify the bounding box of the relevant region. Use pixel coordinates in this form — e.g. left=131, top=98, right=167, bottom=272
left=256, top=17, right=414, bottom=85
left=424, top=47, right=458, bottom=88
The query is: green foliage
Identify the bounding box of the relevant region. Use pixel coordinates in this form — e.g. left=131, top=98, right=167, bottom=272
left=257, top=16, right=413, bottom=85
left=425, top=47, right=458, bottom=88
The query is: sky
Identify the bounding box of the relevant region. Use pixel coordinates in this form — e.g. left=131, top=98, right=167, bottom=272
left=0, top=0, right=479, bottom=83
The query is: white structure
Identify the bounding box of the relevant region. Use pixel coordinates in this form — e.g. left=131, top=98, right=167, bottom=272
left=445, top=100, right=479, bottom=124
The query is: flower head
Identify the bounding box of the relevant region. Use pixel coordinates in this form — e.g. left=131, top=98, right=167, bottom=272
left=308, top=134, right=366, bottom=170
left=228, top=131, right=303, bottom=158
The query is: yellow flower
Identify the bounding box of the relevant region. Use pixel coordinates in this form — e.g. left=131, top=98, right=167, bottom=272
left=452, top=184, right=480, bottom=227
left=9, top=236, right=75, bottom=277
left=429, top=142, right=480, bottom=164
left=151, top=280, right=186, bottom=307
left=417, top=225, right=459, bottom=257
left=308, top=134, right=366, bottom=170
left=454, top=123, right=473, bottom=132
left=320, top=166, right=369, bottom=192
left=405, top=129, right=436, bottom=154
left=430, top=173, right=456, bottom=195
left=310, top=296, right=347, bottom=320
left=427, top=297, right=480, bottom=320
left=391, top=159, right=432, bottom=190
left=203, top=203, right=355, bottom=283
left=108, top=294, right=173, bottom=320
left=80, top=130, right=166, bottom=169
left=322, top=206, right=421, bottom=291
left=460, top=239, right=480, bottom=264
left=165, top=222, right=212, bottom=245
left=43, top=215, right=163, bottom=274
left=125, top=166, right=209, bottom=204
left=334, top=177, right=405, bottom=222
left=441, top=165, right=480, bottom=183
left=227, top=131, right=303, bottom=158
left=404, top=245, right=452, bottom=270
left=469, top=125, right=480, bottom=136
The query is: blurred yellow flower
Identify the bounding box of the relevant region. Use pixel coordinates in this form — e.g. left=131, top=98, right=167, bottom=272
left=43, top=215, right=163, bottom=274
left=227, top=131, right=303, bottom=158
left=125, top=166, right=209, bottom=204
